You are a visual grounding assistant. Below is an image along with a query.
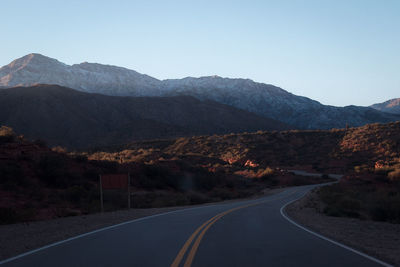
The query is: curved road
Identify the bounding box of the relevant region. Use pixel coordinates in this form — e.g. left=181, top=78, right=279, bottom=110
left=1, top=184, right=389, bottom=267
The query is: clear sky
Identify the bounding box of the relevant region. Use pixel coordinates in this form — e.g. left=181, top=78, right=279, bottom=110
left=1, top=0, right=399, bottom=106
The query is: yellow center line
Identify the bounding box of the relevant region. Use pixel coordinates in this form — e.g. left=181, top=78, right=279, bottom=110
left=171, top=189, right=301, bottom=267
left=170, top=212, right=227, bottom=267
left=183, top=204, right=252, bottom=267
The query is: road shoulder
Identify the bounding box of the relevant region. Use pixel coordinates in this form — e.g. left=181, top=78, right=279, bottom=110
left=285, top=189, right=400, bottom=266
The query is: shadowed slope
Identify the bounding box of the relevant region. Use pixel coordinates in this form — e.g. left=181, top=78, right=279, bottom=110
left=0, top=85, right=289, bottom=148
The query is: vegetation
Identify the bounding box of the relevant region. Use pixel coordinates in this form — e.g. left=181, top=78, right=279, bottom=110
left=318, top=176, right=400, bottom=223
left=1, top=121, right=400, bottom=224
left=317, top=156, right=400, bottom=223
left=88, top=122, right=400, bottom=174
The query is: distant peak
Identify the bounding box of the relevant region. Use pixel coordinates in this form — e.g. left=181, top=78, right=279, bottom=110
left=19, top=53, right=51, bottom=61
left=27, top=52, right=46, bottom=58
left=5, top=53, right=65, bottom=70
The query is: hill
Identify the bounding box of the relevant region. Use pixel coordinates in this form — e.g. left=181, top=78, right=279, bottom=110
left=0, top=85, right=289, bottom=149
left=1, top=54, right=399, bottom=129
left=371, top=98, right=400, bottom=114
left=90, top=122, right=400, bottom=174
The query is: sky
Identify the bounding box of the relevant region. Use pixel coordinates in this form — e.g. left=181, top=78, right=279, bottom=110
left=1, top=0, right=399, bottom=106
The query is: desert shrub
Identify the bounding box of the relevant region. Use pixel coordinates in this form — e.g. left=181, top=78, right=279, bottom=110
left=187, top=191, right=210, bottom=204
left=66, top=185, right=87, bottom=203
left=131, top=192, right=190, bottom=208
left=0, top=207, right=18, bottom=224
left=368, top=191, right=400, bottom=223
left=83, top=169, right=98, bottom=181
left=388, top=169, right=400, bottom=181
left=74, top=155, right=88, bottom=163
left=0, top=126, right=15, bottom=143
left=134, top=165, right=182, bottom=190
left=318, top=178, right=400, bottom=223
left=321, top=195, right=361, bottom=218
left=33, top=139, right=47, bottom=147
left=0, top=126, right=14, bottom=136
left=193, top=172, right=221, bottom=191
left=54, top=207, right=80, bottom=218
left=258, top=167, right=275, bottom=178
left=0, top=207, right=37, bottom=224
left=37, top=154, right=72, bottom=187
left=0, top=161, right=27, bottom=188
left=210, top=187, right=236, bottom=200
left=52, top=146, right=67, bottom=153
left=374, top=166, right=393, bottom=175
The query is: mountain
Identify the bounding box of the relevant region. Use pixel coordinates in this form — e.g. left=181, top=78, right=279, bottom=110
left=1, top=53, right=399, bottom=129
left=0, top=84, right=289, bottom=149
left=0, top=53, right=162, bottom=96
left=161, top=76, right=400, bottom=129
left=370, top=98, right=400, bottom=114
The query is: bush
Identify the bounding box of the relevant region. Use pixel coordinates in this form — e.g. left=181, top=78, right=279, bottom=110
left=388, top=169, right=400, bottom=181
left=0, top=161, right=27, bottom=188
left=134, top=165, right=183, bottom=190
left=0, top=126, right=15, bottom=143
left=258, top=167, right=275, bottom=178
left=0, top=207, right=18, bottom=224
left=0, top=126, right=14, bottom=137
left=32, top=139, right=46, bottom=147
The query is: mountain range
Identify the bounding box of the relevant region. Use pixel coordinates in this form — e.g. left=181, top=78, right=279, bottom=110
left=0, top=85, right=288, bottom=148
left=0, top=53, right=399, bottom=137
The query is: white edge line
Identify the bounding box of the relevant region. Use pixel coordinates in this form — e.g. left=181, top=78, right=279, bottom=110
left=0, top=203, right=220, bottom=265
left=280, top=190, right=393, bottom=267
left=0, top=189, right=292, bottom=265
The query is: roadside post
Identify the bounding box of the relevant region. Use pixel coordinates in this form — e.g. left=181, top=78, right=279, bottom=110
left=128, top=173, right=131, bottom=209
left=99, top=175, right=104, bottom=213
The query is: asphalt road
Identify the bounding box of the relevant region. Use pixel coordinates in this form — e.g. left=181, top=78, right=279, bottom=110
left=1, top=184, right=389, bottom=267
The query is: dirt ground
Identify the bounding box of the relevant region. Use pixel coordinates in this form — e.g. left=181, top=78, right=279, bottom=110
left=285, top=190, right=400, bottom=266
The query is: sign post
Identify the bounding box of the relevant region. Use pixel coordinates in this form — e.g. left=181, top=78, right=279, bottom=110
left=128, top=173, right=131, bottom=209
left=100, top=174, right=130, bottom=211
left=99, top=175, right=104, bottom=213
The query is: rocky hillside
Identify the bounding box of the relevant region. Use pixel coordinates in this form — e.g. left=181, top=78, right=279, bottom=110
left=0, top=85, right=289, bottom=149
left=371, top=98, right=400, bottom=114
left=1, top=54, right=399, bottom=129
left=91, top=122, right=400, bottom=174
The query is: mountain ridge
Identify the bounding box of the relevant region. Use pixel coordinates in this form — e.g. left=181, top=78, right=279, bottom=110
left=0, top=84, right=289, bottom=149
left=371, top=98, right=400, bottom=114
left=1, top=53, right=399, bottom=129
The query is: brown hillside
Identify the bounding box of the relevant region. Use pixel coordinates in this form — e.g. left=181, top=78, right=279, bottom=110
left=89, top=122, right=400, bottom=173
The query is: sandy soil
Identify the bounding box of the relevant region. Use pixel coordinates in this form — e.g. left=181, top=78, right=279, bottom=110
left=0, top=188, right=284, bottom=261
left=285, top=189, right=400, bottom=266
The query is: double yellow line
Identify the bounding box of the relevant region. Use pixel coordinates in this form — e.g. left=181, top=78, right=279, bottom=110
left=170, top=201, right=265, bottom=267
left=171, top=189, right=302, bottom=267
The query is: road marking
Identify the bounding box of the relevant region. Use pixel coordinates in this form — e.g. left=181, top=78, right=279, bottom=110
left=280, top=191, right=393, bottom=267
left=183, top=204, right=250, bottom=267
left=172, top=190, right=301, bottom=267
left=0, top=189, right=292, bottom=265
left=170, top=214, right=221, bottom=267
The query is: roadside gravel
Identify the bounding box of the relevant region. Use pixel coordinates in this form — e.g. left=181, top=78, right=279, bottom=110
left=285, top=190, right=400, bottom=266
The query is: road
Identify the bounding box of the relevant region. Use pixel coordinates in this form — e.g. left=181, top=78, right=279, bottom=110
left=1, top=184, right=389, bottom=267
